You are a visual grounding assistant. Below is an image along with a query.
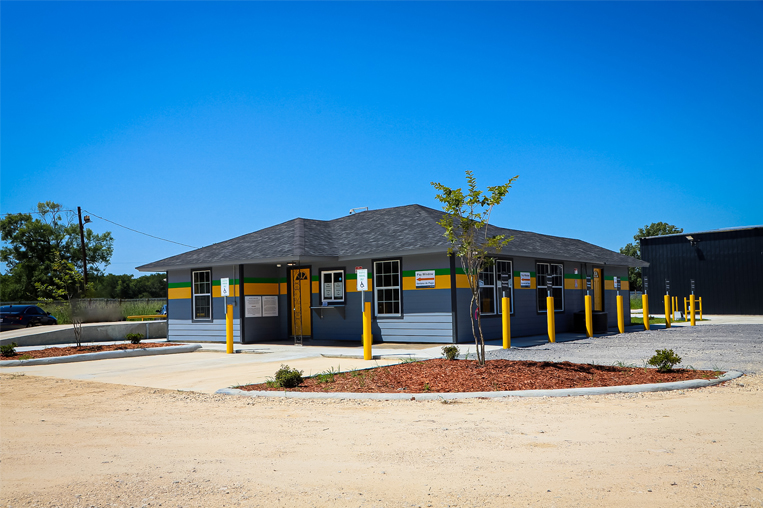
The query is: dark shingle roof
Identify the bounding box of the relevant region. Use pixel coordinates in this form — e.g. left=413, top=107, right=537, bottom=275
left=136, top=204, right=647, bottom=271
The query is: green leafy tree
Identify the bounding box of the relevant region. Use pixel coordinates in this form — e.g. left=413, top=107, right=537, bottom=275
left=0, top=201, right=113, bottom=300
left=90, top=273, right=166, bottom=299
left=432, top=171, right=519, bottom=366
left=620, top=222, right=683, bottom=291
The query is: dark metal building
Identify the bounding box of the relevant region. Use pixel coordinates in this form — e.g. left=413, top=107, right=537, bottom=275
left=641, top=226, right=763, bottom=315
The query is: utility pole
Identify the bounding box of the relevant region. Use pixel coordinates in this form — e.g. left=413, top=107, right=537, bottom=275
left=77, top=206, right=89, bottom=287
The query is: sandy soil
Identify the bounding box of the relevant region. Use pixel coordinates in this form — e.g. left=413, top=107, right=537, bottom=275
left=1, top=373, right=762, bottom=508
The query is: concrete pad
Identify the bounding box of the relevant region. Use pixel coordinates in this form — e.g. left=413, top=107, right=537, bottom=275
left=0, top=350, right=401, bottom=393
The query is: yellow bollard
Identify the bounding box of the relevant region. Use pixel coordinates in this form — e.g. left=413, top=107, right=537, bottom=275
left=664, top=295, right=671, bottom=328
left=546, top=296, right=555, bottom=343
left=642, top=293, right=650, bottom=331
left=363, top=301, right=372, bottom=360
left=684, top=297, right=688, bottom=321
left=584, top=294, right=593, bottom=338
left=617, top=295, right=625, bottom=333
left=673, top=296, right=678, bottom=321
left=226, top=304, right=233, bottom=354
left=690, top=294, right=696, bottom=326
left=699, top=297, right=703, bottom=320
left=502, top=297, right=511, bottom=349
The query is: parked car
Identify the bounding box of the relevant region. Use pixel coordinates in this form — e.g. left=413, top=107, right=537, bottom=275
left=0, top=305, right=58, bottom=331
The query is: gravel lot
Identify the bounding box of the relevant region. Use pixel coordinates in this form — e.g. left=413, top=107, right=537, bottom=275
left=487, top=324, right=763, bottom=374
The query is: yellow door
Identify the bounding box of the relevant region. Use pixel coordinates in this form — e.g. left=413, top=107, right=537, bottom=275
left=290, top=268, right=311, bottom=337
left=593, top=268, right=603, bottom=311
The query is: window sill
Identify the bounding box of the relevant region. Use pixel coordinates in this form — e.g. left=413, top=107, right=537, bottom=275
left=311, top=305, right=345, bottom=320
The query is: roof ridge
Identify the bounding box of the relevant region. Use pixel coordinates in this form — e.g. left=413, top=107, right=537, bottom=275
left=293, top=218, right=305, bottom=256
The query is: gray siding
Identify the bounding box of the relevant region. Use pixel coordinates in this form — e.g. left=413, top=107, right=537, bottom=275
left=376, top=312, right=453, bottom=343
left=169, top=318, right=241, bottom=342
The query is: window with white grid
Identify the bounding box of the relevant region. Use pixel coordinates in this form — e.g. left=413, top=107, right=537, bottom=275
left=536, top=262, right=564, bottom=312
left=374, top=260, right=400, bottom=316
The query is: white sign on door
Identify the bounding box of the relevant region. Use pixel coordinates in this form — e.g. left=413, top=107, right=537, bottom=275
left=220, top=278, right=230, bottom=297
left=415, top=270, right=435, bottom=288
left=356, top=269, right=368, bottom=292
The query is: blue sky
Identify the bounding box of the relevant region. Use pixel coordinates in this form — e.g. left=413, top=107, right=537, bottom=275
left=2, top=2, right=761, bottom=277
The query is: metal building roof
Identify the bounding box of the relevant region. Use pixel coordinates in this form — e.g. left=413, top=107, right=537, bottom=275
left=136, top=204, right=647, bottom=271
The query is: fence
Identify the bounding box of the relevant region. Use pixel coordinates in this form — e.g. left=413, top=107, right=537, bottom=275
left=1, top=298, right=167, bottom=325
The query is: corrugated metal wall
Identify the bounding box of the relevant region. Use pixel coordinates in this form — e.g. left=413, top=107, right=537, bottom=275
left=641, top=228, right=763, bottom=315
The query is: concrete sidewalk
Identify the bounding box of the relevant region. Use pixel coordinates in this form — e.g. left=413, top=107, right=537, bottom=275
left=3, top=315, right=760, bottom=393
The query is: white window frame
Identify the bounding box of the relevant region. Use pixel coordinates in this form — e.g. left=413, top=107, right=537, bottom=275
left=374, top=259, right=401, bottom=317
left=321, top=270, right=345, bottom=304
left=495, top=260, right=514, bottom=315
left=536, top=262, right=564, bottom=313
left=478, top=263, right=497, bottom=315
left=192, top=270, right=212, bottom=320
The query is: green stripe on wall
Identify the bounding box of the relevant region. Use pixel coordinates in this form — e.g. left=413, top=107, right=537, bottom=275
left=212, top=279, right=240, bottom=286
left=346, top=273, right=373, bottom=280
left=564, top=274, right=582, bottom=279
left=311, top=275, right=319, bottom=282
left=168, top=282, right=191, bottom=289
left=243, top=277, right=279, bottom=284
left=513, top=271, right=536, bottom=277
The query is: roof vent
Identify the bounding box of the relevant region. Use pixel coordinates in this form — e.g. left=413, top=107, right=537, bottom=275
left=349, top=207, right=369, bottom=215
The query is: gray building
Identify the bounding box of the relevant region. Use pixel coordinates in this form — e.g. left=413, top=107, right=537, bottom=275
left=137, top=205, right=646, bottom=344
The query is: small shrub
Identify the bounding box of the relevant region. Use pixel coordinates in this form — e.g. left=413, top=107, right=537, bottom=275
left=316, top=366, right=338, bottom=384
left=273, top=364, right=303, bottom=388
left=125, top=333, right=144, bottom=344
left=18, top=354, right=32, bottom=360
left=647, top=349, right=682, bottom=372
left=1, top=342, right=18, bottom=357
left=423, top=383, right=431, bottom=391
left=441, top=345, right=460, bottom=361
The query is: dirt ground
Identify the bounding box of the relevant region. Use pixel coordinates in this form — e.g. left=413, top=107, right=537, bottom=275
left=1, top=373, right=762, bottom=507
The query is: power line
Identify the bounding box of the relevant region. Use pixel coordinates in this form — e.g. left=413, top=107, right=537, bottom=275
left=2, top=209, right=198, bottom=249
left=83, top=210, right=198, bottom=249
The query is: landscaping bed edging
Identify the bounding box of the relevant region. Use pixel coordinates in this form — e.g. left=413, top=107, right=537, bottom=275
left=0, top=344, right=202, bottom=367
left=216, top=370, right=743, bottom=400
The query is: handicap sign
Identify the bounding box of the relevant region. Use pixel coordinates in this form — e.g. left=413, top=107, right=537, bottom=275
left=356, top=269, right=368, bottom=292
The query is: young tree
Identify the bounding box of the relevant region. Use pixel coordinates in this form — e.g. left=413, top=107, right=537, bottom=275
left=432, top=171, right=518, bottom=366
left=620, top=222, right=683, bottom=290
left=34, top=251, right=93, bottom=347
left=0, top=201, right=113, bottom=300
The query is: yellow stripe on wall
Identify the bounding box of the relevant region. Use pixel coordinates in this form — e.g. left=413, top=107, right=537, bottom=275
left=312, top=281, right=319, bottom=294
left=621, top=281, right=630, bottom=290
left=212, top=285, right=240, bottom=298
left=244, top=283, right=278, bottom=296
left=168, top=287, right=191, bottom=300
left=513, top=276, right=536, bottom=290
left=605, top=280, right=614, bottom=290
left=280, top=282, right=287, bottom=294
left=402, top=274, right=451, bottom=290
left=565, top=279, right=584, bottom=290
left=346, top=280, right=373, bottom=293
left=455, top=274, right=470, bottom=289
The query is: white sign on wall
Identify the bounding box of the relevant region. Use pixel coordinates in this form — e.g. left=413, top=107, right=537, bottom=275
left=220, top=278, right=230, bottom=297
left=356, top=269, right=368, bottom=292
left=245, top=296, right=262, bottom=318
left=262, top=296, right=278, bottom=317
left=415, top=270, right=436, bottom=288
left=520, top=272, right=532, bottom=288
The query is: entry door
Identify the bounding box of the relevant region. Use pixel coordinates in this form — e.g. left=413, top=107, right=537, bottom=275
left=290, top=268, right=312, bottom=337
left=593, top=268, right=603, bottom=311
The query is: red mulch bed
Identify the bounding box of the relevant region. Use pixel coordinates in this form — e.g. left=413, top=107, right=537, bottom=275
left=238, top=359, right=721, bottom=393
left=3, top=342, right=181, bottom=360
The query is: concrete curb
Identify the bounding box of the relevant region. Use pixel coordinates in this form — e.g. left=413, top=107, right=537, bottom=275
left=215, top=370, right=743, bottom=400
left=0, top=344, right=202, bottom=367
